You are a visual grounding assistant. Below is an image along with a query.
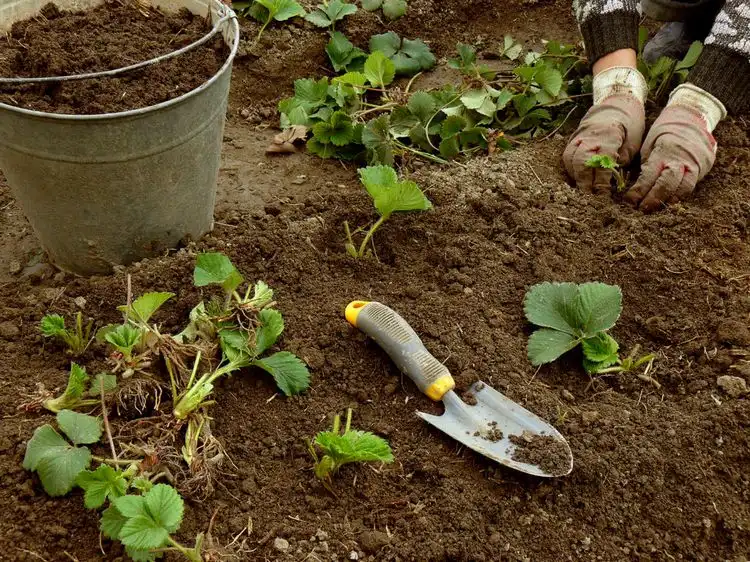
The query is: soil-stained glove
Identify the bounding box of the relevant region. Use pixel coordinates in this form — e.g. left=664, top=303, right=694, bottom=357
left=563, top=67, right=648, bottom=192
left=625, top=83, right=726, bottom=212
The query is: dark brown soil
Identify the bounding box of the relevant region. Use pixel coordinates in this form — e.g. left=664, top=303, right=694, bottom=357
left=509, top=431, right=570, bottom=476
left=0, top=1, right=228, bottom=114
left=475, top=421, right=503, bottom=442
left=1, top=1, right=750, bottom=561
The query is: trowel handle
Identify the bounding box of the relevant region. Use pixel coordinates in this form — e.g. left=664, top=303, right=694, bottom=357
left=345, top=301, right=455, bottom=401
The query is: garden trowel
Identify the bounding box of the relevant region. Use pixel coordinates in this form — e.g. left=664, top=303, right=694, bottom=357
left=345, top=301, right=573, bottom=477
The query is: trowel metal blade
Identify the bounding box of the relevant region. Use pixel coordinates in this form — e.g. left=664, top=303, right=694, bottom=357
left=416, top=382, right=573, bottom=477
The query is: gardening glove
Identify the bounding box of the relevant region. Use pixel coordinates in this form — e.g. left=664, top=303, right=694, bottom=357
left=625, top=83, right=726, bottom=212
left=563, top=67, right=648, bottom=192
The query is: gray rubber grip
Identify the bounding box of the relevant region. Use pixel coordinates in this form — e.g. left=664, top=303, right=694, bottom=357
left=356, top=302, right=454, bottom=400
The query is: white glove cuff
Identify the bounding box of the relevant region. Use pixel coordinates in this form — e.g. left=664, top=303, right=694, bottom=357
left=592, top=66, right=648, bottom=106
left=668, top=83, right=727, bottom=132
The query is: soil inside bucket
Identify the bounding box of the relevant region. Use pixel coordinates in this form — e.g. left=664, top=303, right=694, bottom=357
left=0, top=1, right=229, bottom=114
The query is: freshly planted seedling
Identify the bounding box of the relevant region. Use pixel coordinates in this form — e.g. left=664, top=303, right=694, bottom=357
left=246, top=0, right=306, bottom=47
left=305, top=0, right=357, bottom=30
left=524, top=282, right=623, bottom=373
left=369, top=32, right=435, bottom=76
left=104, top=484, right=203, bottom=562
left=23, top=410, right=102, bottom=496
left=40, top=312, right=93, bottom=356
left=310, top=408, right=393, bottom=487
left=43, top=363, right=117, bottom=413
left=524, top=282, right=656, bottom=377
left=585, top=154, right=626, bottom=192
left=361, top=0, right=407, bottom=19
left=344, top=165, right=432, bottom=258
left=172, top=253, right=310, bottom=419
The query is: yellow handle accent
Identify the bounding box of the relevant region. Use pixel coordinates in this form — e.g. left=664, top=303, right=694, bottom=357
left=425, top=375, right=456, bottom=401
left=345, top=301, right=369, bottom=327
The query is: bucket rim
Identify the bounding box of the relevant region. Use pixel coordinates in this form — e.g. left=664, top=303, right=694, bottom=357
left=0, top=2, right=240, bottom=121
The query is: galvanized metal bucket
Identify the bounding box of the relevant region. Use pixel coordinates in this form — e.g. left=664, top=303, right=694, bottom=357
left=0, top=0, right=240, bottom=275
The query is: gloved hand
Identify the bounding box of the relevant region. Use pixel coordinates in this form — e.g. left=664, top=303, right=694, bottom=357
left=625, top=83, right=726, bottom=212
left=563, top=67, right=648, bottom=192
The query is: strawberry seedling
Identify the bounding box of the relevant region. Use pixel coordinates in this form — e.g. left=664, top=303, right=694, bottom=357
left=305, top=0, right=357, bottom=30
left=310, top=408, right=394, bottom=488
left=344, top=165, right=432, bottom=258
left=245, top=0, right=306, bottom=47
left=43, top=362, right=117, bottom=413
left=369, top=31, right=435, bottom=76
left=585, top=154, right=626, bottom=192
left=361, top=0, right=407, bottom=19
left=524, top=282, right=656, bottom=376
left=637, top=27, right=703, bottom=102
left=40, top=312, right=93, bottom=356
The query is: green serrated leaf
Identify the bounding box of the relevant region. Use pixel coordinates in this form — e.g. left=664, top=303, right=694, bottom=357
left=119, top=292, right=174, bottom=324
left=512, top=93, right=537, bottom=117
left=361, top=0, right=382, bottom=10
left=126, top=547, right=160, bottom=562
left=576, top=283, right=622, bottom=336
left=76, top=465, right=128, bottom=509
left=460, top=89, right=488, bottom=110
left=115, top=494, right=148, bottom=518
left=585, top=155, right=618, bottom=170
left=294, top=77, right=330, bottom=107
left=307, top=137, right=340, bottom=159
left=23, top=424, right=69, bottom=471
left=382, top=0, right=407, bottom=19
left=524, top=282, right=581, bottom=335
left=359, top=165, right=432, bottom=217
left=581, top=333, right=619, bottom=363
left=676, top=41, right=703, bottom=71
left=315, top=429, right=394, bottom=466
left=43, top=363, right=90, bottom=413
left=101, top=504, right=128, bottom=540
left=389, top=106, right=419, bottom=137
left=400, top=38, right=435, bottom=69
left=326, top=33, right=367, bottom=73
left=194, top=253, right=244, bottom=295
left=407, top=91, right=436, bottom=124
left=364, top=51, right=396, bottom=87
left=256, top=309, right=285, bottom=355
left=439, top=136, right=461, bottom=159
left=57, top=410, right=102, bottom=445
left=440, top=115, right=466, bottom=139
left=304, top=9, right=332, bottom=26
left=535, top=66, right=563, bottom=97
left=257, top=0, right=306, bottom=20
left=369, top=31, right=401, bottom=57
left=120, top=515, right=170, bottom=551
left=527, top=328, right=580, bottom=366
left=502, top=35, right=523, bottom=60
left=89, top=373, right=117, bottom=397
left=145, top=484, right=184, bottom=534
left=253, top=351, right=310, bottom=395
left=312, top=111, right=355, bottom=147
left=40, top=314, right=66, bottom=337
left=362, top=115, right=395, bottom=166
left=495, top=89, right=514, bottom=111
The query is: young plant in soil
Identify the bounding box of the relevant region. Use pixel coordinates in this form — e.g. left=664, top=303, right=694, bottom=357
left=361, top=0, right=407, bottom=19
left=173, top=252, right=310, bottom=419
left=305, top=0, right=357, bottom=30
left=344, top=165, right=432, bottom=258
left=310, top=408, right=394, bottom=489
left=524, top=282, right=655, bottom=376
left=43, top=363, right=117, bottom=413
left=585, top=154, right=626, bottom=192
left=40, top=312, right=93, bottom=356
left=245, top=0, right=306, bottom=47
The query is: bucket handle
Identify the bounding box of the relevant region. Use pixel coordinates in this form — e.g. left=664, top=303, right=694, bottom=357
left=0, top=10, right=236, bottom=85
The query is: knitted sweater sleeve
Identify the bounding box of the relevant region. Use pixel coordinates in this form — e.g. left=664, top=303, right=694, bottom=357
left=689, top=1, right=750, bottom=113
left=573, top=0, right=750, bottom=113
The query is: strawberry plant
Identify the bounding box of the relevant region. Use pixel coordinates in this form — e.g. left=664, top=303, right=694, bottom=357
left=310, top=408, right=394, bottom=488
left=305, top=0, right=357, bottom=30
left=245, top=0, right=306, bottom=46
left=361, top=0, right=407, bottom=19
left=637, top=27, right=703, bottom=102
left=344, top=165, right=432, bottom=258
left=43, top=362, right=117, bottom=413
left=524, top=282, right=655, bottom=375
left=326, top=31, right=368, bottom=72
left=40, top=312, right=93, bottom=356
left=585, top=154, right=626, bottom=191
left=369, top=32, right=435, bottom=76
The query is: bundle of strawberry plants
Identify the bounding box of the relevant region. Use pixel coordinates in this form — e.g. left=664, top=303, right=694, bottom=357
left=277, top=35, right=591, bottom=165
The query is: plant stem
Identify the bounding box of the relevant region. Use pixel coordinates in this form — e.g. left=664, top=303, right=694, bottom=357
left=186, top=351, right=202, bottom=391
left=165, top=357, right=178, bottom=404
left=100, top=377, right=118, bottom=462
left=357, top=215, right=387, bottom=258
left=344, top=408, right=352, bottom=433
left=166, top=536, right=203, bottom=562
left=332, top=413, right=341, bottom=434
left=92, top=456, right=141, bottom=466
left=252, top=19, right=270, bottom=49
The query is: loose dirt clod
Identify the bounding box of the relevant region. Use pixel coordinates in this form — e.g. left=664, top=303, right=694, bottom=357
left=509, top=432, right=569, bottom=476
left=0, top=1, right=228, bottom=114
left=474, top=420, right=503, bottom=442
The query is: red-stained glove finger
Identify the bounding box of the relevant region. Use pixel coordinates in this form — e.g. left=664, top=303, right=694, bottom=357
left=639, top=166, right=684, bottom=213
left=624, top=159, right=661, bottom=207
left=668, top=167, right=699, bottom=204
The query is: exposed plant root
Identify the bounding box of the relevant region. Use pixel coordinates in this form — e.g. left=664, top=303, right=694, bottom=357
left=116, top=376, right=165, bottom=416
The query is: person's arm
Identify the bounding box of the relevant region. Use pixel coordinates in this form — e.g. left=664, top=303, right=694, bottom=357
left=563, top=1, right=645, bottom=192
left=624, top=0, right=750, bottom=211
